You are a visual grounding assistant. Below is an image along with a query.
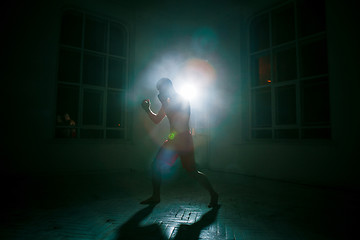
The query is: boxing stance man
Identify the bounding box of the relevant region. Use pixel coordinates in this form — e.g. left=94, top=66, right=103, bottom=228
left=141, top=78, right=218, bottom=208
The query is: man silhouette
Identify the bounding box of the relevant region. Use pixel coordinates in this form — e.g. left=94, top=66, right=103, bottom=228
left=141, top=78, right=218, bottom=208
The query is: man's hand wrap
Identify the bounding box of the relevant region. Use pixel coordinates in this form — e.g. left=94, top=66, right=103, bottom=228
left=141, top=99, right=151, bottom=113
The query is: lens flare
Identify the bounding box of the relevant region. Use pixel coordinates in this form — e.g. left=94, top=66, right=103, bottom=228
left=168, top=132, right=176, bottom=140
left=180, top=58, right=216, bottom=87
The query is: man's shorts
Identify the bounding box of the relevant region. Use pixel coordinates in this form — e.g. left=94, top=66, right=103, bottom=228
left=154, top=131, right=196, bottom=172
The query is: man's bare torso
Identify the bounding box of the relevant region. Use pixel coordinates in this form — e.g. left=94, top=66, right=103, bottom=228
left=163, top=95, right=190, bottom=134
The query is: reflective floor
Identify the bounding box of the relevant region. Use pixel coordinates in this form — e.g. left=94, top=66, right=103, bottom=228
left=1, top=169, right=358, bottom=239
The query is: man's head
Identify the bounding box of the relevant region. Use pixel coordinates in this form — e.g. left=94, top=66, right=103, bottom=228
left=156, top=78, right=174, bottom=92
left=156, top=78, right=175, bottom=103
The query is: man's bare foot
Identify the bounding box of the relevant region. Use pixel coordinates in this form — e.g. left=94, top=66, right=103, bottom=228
left=208, top=193, right=219, bottom=208
left=140, top=196, right=160, bottom=205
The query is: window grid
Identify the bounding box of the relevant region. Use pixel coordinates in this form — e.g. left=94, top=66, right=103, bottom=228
left=248, top=0, right=330, bottom=140
left=55, top=9, right=129, bottom=140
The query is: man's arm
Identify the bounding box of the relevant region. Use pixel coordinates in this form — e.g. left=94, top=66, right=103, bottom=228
left=141, top=99, right=166, bottom=124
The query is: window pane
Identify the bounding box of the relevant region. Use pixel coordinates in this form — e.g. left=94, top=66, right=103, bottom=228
left=60, top=10, right=83, bottom=47
left=80, top=129, right=104, bottom=139
left=251, top=54, right=271, bottom=86
left=84, top=16, right=107, bottom=52
left=56, top=85, right=79, bottom=138
left=107, top=91, right=125, bottom=128
left=106, top=130, right=124, bottom=139
left=301, top=78, right=330, bottom=125
left=56, top=84, right=79, bottom=124
left=300, top=38, right=328, bottom=77
left=275, top=129, right=298, bottom=139
left=58, top=48, right=81, bottom=83
left=252, top=88, right=272, bottom=127
left=82, top=89, right=103, bottom=125
left=83, top=53, right=105, bottom=86
left=109, top=22, right=126, bottom=56
left=273, top=46, right=297, bottom=82
left=108, top=57, right=126, bottom=89
left=252, top=129, right=272, bottom=139
left=297, top=0, right=326, bottom=38
left=250, top=14, right=269, bottom=52
left=55, top=127, right=77, bottom=139
left=271, top=4, right=295, bottom=45
left=276, top=85, right=296, bottom=125
left=302, top=128, right=331, bottom=139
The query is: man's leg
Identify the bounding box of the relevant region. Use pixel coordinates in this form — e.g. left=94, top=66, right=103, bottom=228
left=176, top=131, right=218, bottom=207
left=188, top=170, right=219, bottom=208
left=180, top=154, right=219, bottom=207
left=140, top=161, right=161, bottom=204
left=141, top=142, right=178, bottom=205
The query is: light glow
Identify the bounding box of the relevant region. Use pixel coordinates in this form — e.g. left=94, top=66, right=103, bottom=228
left=179, top=83, right=198, bottom=100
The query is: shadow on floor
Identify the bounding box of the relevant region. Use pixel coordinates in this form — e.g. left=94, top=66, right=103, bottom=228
left=173, top=205, right=220, bottom=240
left=116, top=205, right=166, bottom=240
left=116, top=205, right=220, bottom=240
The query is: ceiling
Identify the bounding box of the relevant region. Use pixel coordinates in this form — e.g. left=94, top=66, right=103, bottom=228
left=114, top=0, right=282, bottom=22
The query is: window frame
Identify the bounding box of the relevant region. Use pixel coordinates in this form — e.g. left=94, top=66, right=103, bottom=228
left=247, top=0, right=331, bottom=141
left=54, top=8, right=131, bottom=141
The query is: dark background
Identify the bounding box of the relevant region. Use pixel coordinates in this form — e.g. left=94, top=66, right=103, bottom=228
left=1, top=0, right=359, bottom=197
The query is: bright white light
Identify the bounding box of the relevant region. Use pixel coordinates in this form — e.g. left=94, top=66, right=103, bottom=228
left=179, top=84, right=198, bottom=100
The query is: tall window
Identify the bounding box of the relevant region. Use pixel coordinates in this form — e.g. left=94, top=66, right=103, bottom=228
left=55, top=9, right=129, bottom=139
left=249, top=0, right=330, bottom=140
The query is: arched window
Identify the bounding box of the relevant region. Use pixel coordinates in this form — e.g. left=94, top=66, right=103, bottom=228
left=55, top=9, right=129, bottom=139
left=249, top=0, right=330, bottom=140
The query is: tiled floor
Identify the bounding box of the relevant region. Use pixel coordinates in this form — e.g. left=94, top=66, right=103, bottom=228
left=0, top=169, right=358, bottom=239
